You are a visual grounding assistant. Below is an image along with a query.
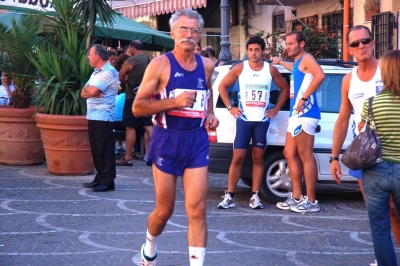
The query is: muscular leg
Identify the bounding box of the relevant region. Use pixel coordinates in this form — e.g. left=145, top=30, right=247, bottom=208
left=283, top=132, right=303, bottom=199
left=251, top=147, right=265, bottom=192
left=123, top=126, right=136, bottom=160
left=182, top=166, right=208, bottom=247
left=294, top=131, right=317, bottom=203
left=227, top=149, right=247, bottom=193
left=147, top=165, right=177, bottom=236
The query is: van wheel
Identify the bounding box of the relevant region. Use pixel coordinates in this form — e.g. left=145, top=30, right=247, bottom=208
left=260, top=151, right=303, bottom=204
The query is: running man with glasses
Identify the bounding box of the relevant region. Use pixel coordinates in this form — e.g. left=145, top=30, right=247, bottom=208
left=330, top=25, right=400, bottom=264
left=132, top=9, right=218, bottom=266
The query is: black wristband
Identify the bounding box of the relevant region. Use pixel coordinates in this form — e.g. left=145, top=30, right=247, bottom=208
left=329, top=157, right=339, bottom=163
left=301, top=97, right=308, bottom=101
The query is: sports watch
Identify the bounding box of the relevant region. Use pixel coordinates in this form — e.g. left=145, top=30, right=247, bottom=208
left=329, top=157, right=339, bottom=163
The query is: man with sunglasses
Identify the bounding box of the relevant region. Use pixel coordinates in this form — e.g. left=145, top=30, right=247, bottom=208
left=132, top=8, right=218, bottom=266
left=271, top=31, right=325, bottom=213
left=331, top=25, right=382, bottom=185
left=330, top=25, right=400, bottom=264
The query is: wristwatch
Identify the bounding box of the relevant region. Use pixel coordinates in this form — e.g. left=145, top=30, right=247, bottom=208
left=329, top=156, right=339, bottom=163
left=227, top=105, right=232, bottom=111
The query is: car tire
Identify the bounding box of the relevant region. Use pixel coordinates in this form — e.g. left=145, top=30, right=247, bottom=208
left=260, top=151, right=305, bottom=204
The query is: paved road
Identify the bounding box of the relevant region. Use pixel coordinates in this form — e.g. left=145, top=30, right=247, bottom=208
left=1, top=160, right=399, bottom=266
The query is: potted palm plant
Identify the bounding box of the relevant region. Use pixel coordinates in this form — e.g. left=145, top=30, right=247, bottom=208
left=0, top=14, right=45, bottom=165
left=30, top=0, right=116, bottom=175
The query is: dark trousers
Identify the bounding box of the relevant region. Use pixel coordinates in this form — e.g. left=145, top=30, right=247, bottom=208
left=88, top=120, right=116, bottom=186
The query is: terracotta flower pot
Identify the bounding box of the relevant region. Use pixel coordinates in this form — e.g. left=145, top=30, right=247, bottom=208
left=0, top=106, right=44, bottom=165
left=35, top=113, right=94, bottom=175
left=365, top=10, right=379, bottom=21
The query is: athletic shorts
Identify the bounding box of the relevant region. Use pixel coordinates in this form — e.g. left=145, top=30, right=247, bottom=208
left=287, top=116, right=319, bottom=137
left=146, top=126, right=209, bottom=176
left=233, top=119, right=270, bottom=149
left=122, top=98, right=152, bottom=128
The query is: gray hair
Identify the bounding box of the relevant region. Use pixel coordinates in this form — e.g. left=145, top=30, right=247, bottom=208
left=169, top=9, right=204, bottom=31
left=92, top=44, right=108, bottom=61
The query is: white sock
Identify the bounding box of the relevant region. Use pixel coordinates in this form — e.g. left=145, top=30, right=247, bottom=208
left=188, top=246, right=206, bottom=266
left=144, top=229, right=158, bottom=258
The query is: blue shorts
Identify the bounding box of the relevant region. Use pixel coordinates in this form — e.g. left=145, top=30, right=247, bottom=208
left=233, top=119, right=270, bottom=149
left=146, top=126, right=209, bottom=176
left=350, top=169, right=362, bottom=180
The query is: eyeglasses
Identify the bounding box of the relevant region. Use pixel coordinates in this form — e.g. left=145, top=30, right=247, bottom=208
left=349, top=38, right=372, bottom=48
left=175, top=27, right=200, bottom=35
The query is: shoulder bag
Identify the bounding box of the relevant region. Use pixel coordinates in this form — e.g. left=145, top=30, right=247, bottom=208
left=341, top=96, right=383, bottom=170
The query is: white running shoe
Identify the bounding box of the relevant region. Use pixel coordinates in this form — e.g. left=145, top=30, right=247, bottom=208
left=370, top=259, right=378, bottom=266
left=217, top=190, right=235, bottom=209
left=290, top=196, right=320, bottom=213
left=276, top=193, right=304, bottom=210
left=249, top=191, right=263, bottom=209
left=141, top=244, right=157, bottom=266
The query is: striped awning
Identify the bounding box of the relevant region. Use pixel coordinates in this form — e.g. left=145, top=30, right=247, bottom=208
left=109, top=0, right=207, bottom=19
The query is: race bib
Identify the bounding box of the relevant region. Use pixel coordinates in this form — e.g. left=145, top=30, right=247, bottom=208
left=167, top=88, right=207, bottom=118
left=243, top=84, right=268, bottom=107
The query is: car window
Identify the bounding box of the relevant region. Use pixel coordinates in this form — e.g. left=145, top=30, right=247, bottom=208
left=270, top=73, right=290, bottom=111
left=216, top=78, right=239, bottom=108
left=316, top=74, right=345, bottom=113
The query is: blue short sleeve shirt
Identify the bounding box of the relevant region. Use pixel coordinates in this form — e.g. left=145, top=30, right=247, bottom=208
left=85, top=62, right=119, bottom=121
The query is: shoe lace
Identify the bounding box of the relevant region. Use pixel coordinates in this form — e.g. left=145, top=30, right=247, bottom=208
left=284, top=193, right=294, bottom=203
left=298, top=196, right=310, bottom=209
left=251, top=192, right=261, bottom=204
left=221, top=190, right=232, bottom=202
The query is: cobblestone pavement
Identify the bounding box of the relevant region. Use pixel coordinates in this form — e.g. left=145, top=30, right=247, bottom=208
left=1, top=160, right=399, bottom=266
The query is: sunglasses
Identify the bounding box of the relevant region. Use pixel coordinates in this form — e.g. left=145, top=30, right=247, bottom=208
left=349, top=38, right=373, bottom=48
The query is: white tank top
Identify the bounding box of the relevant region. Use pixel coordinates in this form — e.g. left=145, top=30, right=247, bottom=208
left=237, top=61, right=273, bottom=122
left=348, top=65, right=383, bottom=135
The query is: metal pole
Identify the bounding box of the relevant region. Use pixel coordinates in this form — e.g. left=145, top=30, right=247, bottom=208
left=343, top=0, right=350, bottom=61
left=219, top=0, right=232, bottom=61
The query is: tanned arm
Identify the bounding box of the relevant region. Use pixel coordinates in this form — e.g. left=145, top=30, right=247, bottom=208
left=330, top=72, right=353, bottom=184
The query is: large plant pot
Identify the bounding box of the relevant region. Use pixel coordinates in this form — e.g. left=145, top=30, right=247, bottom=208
left=0, top=106, right=44, bottom=165
left=35, top=113, right=94, bottom=175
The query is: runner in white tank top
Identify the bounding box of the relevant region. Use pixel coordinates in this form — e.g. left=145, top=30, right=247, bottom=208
left=348, top=65, right=383, bottom=136
left=237, top=60, right=273, bottom=122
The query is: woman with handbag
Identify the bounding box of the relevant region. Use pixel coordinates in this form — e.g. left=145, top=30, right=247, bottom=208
left=357, top=50, right=400, bottom=266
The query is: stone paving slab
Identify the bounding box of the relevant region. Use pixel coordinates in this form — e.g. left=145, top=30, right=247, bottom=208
left=0, top=161, right=399, bottom=266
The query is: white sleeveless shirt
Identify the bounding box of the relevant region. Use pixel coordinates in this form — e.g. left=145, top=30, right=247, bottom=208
left=348, top=65, right=383, bottom=135
left=237, top=61, right=273, bottom=122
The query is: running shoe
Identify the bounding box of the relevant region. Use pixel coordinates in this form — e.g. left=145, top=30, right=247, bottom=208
left=276, top=193, right=304, bottom=210
left=141, top=244, right=157, bottom=266
left=249, top=191, right=263, bottom=209
left=290, top=196, right=320, bottom=213
left=217, top=190, right=235, bottom=209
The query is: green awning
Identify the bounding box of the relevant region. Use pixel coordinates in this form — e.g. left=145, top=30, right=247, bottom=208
left=0, top=12, right=174, bottom=52
left=94, top=14, right=174, bottom=51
